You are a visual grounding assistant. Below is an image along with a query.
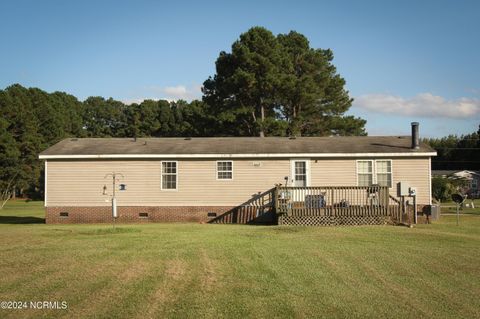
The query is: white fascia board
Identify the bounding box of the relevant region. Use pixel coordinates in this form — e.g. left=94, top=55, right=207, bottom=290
left=39, top=152, right=437, bottom=160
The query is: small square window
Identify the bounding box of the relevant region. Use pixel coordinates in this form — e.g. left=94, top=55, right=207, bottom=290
left=217, top=161, right=233, bottom=180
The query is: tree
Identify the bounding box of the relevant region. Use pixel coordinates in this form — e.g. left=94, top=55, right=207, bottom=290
left=0, top=117, right=20, bottom=208
left=432, top=176, right=469, bottom=203
left=82, top=97, right=128, bottom=137
left=203, top=27, right=366, bottom=137
left=424, top=124, right=480, bottom=170
left=277, top=32, right=365, bottom=136
left=203, top=27, right=283, bottom=137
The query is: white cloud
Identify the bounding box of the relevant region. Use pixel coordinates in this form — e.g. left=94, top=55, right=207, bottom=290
left=122, top=84, right=202, bottom=104
left=353, top=93, right=480, bottom=119
left=121, top=97, right=158, bottom=105
left=160, top=84, right=202, bottom=101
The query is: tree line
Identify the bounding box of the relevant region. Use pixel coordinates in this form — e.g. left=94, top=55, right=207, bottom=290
left=423, top=126, right=480, bottom=170
left=0, top=27, right=367, bottom=202
left=0, top=85, right=213, bottom=201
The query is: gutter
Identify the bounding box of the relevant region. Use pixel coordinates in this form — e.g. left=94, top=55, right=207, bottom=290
left=39, top=152, right=437, bottom=160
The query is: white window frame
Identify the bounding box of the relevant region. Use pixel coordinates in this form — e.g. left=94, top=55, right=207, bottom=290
left=161, top=161, right=178, bottom=191
left=356, top=160, right=374, bottom=187
left=375, top=159, right=393, bottom=188
left=290, top=159, right=311, bottom=187
left=356, top=159, right=393, bottom=188
left=216, top=160, right=233, bottom=181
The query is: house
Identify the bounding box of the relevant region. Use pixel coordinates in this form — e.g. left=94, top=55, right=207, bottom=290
left=39, top=123, right=436, bottom=225
left=432, top=170, right=480, bottom=198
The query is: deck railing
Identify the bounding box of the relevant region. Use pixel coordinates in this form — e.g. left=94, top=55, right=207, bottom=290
left=275, top=185, right=400, bottom=218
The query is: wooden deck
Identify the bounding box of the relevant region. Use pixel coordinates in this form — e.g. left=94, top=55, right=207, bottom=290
left=275, top=186, right=404, bottom=226
left=209, top=185, right=406, bottom=226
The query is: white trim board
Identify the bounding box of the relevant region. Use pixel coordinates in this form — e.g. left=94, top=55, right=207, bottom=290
left=44, top=160, right=48, bottom=207
left=429, top=157, right=432, bottom=205
left=39, top=152, right=436, bottom=160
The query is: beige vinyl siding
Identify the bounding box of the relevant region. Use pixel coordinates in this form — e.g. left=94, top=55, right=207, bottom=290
left=46, top=157, right=432, bottom=207
left=46, top=159, right=290, bottom=207
left=310, top=157, right=431, bottom=204
left=310, top=159, right=357, bottom=186
left=391, top=157, right=431, bottom=204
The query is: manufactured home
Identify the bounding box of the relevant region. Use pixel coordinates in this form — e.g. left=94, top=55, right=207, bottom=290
left=39, top=123, right=436, bottom=225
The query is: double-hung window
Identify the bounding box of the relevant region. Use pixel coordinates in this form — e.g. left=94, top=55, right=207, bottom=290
left=217, top=161, right=233, bottom=180
left=162, top=161, right=177, bottom=190
left=357, top=160, right=392, bottom=187
left=376, top=160, right=392, bottom=187
left=357, top=160, right=374, bottom=186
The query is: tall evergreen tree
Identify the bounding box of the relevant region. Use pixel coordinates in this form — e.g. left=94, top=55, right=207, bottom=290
left=203, top=27, right=366, bottom=137
left=203, top=27, right=283, bottom=137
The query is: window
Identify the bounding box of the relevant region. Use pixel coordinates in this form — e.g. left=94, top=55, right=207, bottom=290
left=162, top=161, right=177, bottom=190
left=357, top=160, right=392, bottom=187
left=217, top=161, right=233, bottom=180
left=357, top=160, right=373, bottom=186
left=472, top=179, right=478, bottom=190
left=376, top=160, right=392, bottom=187
left=294, top=161, right=307, bottom=187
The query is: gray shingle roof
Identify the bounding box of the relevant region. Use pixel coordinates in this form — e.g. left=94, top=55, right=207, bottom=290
left=40, top=136, right=436, bottom=158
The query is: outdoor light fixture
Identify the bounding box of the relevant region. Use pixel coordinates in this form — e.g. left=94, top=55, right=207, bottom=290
left=102, top=185, right=107, bottom=195
left=119, top=184, right=126, bottom=191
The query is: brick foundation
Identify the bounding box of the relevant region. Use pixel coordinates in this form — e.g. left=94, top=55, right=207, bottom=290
left=45, top=206, right=236, bottom=224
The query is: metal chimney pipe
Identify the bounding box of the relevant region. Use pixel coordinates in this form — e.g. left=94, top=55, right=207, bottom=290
left=411, top=122, right=419, bottom=149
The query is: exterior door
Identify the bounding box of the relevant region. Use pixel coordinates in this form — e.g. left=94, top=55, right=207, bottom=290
left=292, top=160, right=309, bottom=187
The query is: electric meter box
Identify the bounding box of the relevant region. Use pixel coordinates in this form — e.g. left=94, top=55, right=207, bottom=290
left=409, top=187, right=417, bottom=196
left=397, top=182, right=410, bottom=197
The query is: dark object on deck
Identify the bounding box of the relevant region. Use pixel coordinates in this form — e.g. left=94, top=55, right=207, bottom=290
left=305, top=195, right=326, bottom=208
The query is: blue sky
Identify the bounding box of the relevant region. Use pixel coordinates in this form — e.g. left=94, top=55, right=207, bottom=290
left=1, top=0, right=479, bottom=137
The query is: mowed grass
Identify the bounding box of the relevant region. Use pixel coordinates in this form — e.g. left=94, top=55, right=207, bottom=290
left=0, top=201, right=479, bottom=319
left=440, top=199, right=480, bottom=215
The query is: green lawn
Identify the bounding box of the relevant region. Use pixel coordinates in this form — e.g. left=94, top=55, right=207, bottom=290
left=439, top=199, right=480, bottom=215
left=0, top=201, right=479, bottom=319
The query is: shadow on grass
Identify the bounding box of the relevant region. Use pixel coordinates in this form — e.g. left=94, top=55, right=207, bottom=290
left=0, top=216, right=45, bottom=224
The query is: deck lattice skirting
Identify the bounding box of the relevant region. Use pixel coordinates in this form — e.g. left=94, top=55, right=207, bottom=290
left=278, top=215, right=391, bottom=226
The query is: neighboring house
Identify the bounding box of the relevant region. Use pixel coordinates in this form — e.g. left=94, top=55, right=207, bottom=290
left=39, top=123, right=436, bottom=224
left=432, top=170, right=480, bottom=198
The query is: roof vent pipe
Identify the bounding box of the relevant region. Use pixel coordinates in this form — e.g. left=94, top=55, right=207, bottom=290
left=411, top=122, right=419, bottom=149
